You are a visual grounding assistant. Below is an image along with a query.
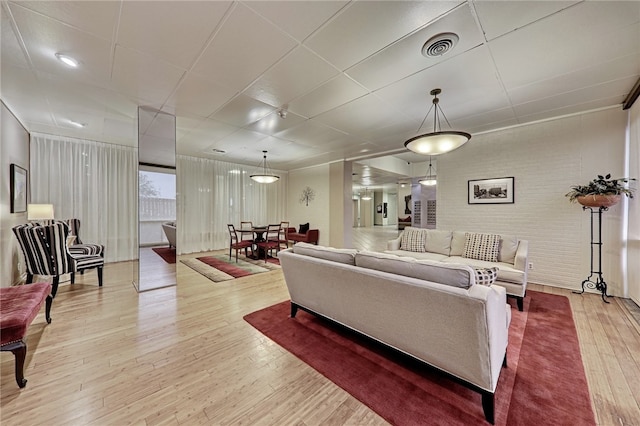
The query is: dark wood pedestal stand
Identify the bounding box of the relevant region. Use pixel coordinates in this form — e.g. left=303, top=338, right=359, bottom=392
left=574, top=205, right=610, bottom=303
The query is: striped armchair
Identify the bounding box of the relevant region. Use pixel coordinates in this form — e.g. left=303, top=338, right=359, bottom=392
left=63, top=218, right=104, bottom=257
left=13, top=222, right=104, bottom=322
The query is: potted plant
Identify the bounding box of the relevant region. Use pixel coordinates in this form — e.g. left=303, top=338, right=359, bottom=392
left=566, top=174, right=635, bottom=207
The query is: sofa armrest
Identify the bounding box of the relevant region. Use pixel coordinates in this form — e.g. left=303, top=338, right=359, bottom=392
left=514, top=240, right=528, bottom=271
left=306, top=229, right=319, bottom=244
left=286, top=227, right=296, bottom=238
left=387, top=232, right=403, bottom=250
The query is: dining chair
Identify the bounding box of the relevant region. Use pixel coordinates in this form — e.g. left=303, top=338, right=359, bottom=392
left=227, top=224, right=253, bottom=262
left=279, top=221, right=290, bottom=248
left=239, top=221, right=254, bottom=242
left=256, top=224, right=282, bottom=263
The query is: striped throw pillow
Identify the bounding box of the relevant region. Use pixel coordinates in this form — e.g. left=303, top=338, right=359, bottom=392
left=400, top=227, right=426, bottom=253
left=463, top=232, right=500, bottom=262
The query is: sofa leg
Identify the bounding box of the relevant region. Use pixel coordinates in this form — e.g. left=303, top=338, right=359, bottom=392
left=517, top=296, right=524, bottom=312
left=481, top=391, right=495, bottom=425
left=503, top=350, right=508, bottom=368
left=290, top=303, right=299, bottom=318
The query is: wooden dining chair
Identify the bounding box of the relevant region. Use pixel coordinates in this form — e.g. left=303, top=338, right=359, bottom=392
left=279, top=221, right=290, bottom=248
left=239, top=221, right=254, bottom=242
left=227, top=224, right=253, bottom=262
left=256, top=224, right=282, bottom=263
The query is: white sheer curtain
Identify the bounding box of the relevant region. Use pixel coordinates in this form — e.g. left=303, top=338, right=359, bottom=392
left=30, top=133, right=138, bottom=262
left=177, top=155, right=288, bottom=254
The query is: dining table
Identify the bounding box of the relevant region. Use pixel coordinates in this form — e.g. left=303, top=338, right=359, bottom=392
left=238, top=225, right=268, bottom=259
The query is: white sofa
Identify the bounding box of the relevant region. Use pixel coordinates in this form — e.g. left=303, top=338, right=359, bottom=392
left=387, top=228, right=528, bottom=311
left=278, top=243, right=511, bottom=424
left=162, top=221, right=176, bottom=248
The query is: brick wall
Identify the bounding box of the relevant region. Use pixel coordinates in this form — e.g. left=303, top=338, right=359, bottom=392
left=437, top=108, right=629, bottom=296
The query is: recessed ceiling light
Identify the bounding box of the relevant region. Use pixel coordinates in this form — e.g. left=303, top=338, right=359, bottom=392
left=55, top=53, right=79, bottom=68
left=69, top=120, right=86, bottom=128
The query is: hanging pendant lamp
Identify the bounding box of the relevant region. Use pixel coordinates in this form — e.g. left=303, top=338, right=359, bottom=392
left=361, top=187, right=372, bottom=200
left=404, top=88, right=470, bottom=155
left=250, top=150, right=279, bottom=183
left=419, top=156, right=437, bottom=186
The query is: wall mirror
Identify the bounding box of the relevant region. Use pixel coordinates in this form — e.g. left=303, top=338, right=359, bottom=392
left=134, top=106, right=177, bottom=292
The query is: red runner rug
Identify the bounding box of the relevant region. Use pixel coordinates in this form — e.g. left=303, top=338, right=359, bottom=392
left=244, top=291, right=594, bottom=425
left=152, top=247, right=176, bottom=264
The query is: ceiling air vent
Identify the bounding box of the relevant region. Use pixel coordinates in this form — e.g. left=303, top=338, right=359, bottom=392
left=421, top=32, right=459, bottom=58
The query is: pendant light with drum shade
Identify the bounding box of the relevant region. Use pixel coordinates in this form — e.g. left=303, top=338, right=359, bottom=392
left=404, top=88, right=471, bottom=155
left=250, top=150, right=279, bottom=184
left=419, top=156, right=437, bottom=186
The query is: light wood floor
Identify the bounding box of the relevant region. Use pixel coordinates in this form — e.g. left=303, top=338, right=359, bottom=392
left=1, top=227, right=639, bottom=425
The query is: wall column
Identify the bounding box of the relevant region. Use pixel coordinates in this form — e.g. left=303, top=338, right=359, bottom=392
left=329, top=161, right=353, bottom=248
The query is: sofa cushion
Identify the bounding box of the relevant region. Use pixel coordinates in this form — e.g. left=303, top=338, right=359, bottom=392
left=298, top=223, right=310, bottom=234
left=450, top=231, right=466, bottom=256
left=291, top=242, right=357, bottom=265
left=400, top=227, right=426, bottom=252
left=444, top=256, right=524, bottom=285
left=384, top=250, right=448, bottom=262
left=498, top=234, right=518, bottom=264
left=426, top=230, right=452, bottom=255
left=463, top=232, right=500, bottom=262
left=474, top=267, right=498, bottom=286
left=356, top=251, right=475, bottom=289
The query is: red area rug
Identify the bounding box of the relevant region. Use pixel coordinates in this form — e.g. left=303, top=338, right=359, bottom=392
left=152, top=247, right=176, bottom=264
left=244, top=291, right=594, bottom=425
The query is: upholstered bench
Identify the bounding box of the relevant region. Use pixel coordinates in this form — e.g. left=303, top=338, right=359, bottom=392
left=0, top=283, right=51, bottom=388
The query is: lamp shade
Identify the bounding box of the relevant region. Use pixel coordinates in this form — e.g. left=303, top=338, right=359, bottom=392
left=405, top=131, right=470, bottom=155
left=250, top=150, right=279, bottom=184
left=27, top=204, right=54, bottom=221
left=404, top=88, right=470, bottom=155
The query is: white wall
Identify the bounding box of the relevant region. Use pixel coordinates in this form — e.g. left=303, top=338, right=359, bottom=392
left=288, top=164, right=330, bottom=246
left=1, top=102, right=29, bottom=287
left=628, top=101, right=640, bottom=305
left=438, top=108, right=630, bottom=296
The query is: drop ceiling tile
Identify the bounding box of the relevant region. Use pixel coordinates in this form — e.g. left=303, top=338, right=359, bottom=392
left=513, top=76, right=637, bottom=118
left=374, top=45, right=508, bottom=122
left=473, top=1, right=579, bottom=41
left=314, top=94, right=408, bottom=137
left=13, top=0, right=120, bottom=41
left=111, top=45, right=186, bottom=105
left=288, top=75, right=368, bottom=118
left=244, top=46, right=339, bottom=107
left=508, top=54, right=640, bottom=105
left=8, top=2, right=113, bottom=86
left=177, top=117, right=238, bottom=153
left=245, top=111, right=307, bottom=137
left=305, top=1, right=462, bottom=70
left=1, top=7, right=29, bottom=68
left=490, top=2, right=640, bottom=90
left=1, top=64, right=53, bottom=126
left=167, top=72, right=239, bottom=118
left=118, top=1, right=232, bottom=70
left=244, top=1, right=349, bottom=42
left=517, top=96, right=624, bottom=125
left=347, top=4, right=484, bottom=91
left=274, top=120, right=349, bottom=148
left=191, top=2, right=297, bottom=93
left=210, top=94, right=275, bottom=127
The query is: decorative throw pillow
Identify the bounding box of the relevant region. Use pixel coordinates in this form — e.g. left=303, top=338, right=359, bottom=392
left=474, top=267, right=498, bottom=286
left=400, top=227, right=426, bottom=253
left=298, top=223, right=310, bottom=234
left=463, top=232, right=500, bottom=262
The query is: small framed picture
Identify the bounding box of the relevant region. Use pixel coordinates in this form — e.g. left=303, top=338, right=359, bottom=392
left=10, top=164, right=28, bottom=213
left=468, top=177, right=514, bottom=204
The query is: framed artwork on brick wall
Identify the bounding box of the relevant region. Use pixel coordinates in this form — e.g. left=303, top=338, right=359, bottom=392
left=468, top=177, right=514, bottom=204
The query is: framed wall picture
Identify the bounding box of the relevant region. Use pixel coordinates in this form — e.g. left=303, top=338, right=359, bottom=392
left=10, top=164, right=28, bottom=213
left=468, top=177, right=514, bottom=204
